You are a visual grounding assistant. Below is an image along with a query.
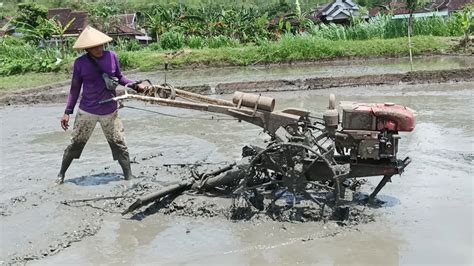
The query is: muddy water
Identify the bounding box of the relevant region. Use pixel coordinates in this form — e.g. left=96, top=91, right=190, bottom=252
left=132, top=55, right=474, bottom=87
left=1, top=82, right=473, bottom=265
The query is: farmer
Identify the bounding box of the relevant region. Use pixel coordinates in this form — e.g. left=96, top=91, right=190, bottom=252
left=57, top=25, right=145, bottom=184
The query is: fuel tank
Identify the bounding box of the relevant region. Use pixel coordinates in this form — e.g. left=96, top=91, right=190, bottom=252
left=340, top=102, right=416, bottom=132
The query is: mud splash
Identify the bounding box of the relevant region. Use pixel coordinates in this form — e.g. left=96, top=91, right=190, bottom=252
left=61, top=163, right=376, bottom=225
left=1, top=158, right=376, bottom=264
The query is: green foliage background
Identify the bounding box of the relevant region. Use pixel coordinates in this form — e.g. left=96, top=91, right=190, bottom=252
left=0, top=0, right=471, bottom=78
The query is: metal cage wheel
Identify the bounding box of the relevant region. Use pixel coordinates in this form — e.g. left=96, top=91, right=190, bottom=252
left=233, top=143, right=342, bottom=210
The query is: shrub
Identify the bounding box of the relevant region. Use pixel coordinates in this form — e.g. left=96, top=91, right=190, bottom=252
left=125, top=39, right=141, bottom=51
left=308, top=23, right=347, bottom=40
left=114, top=38, right=141, bottom=52
left=160, top=31, right=185, bottom=50
left=186, top=35, right=206, bottom=49
left=117, top=52, right=133, bottom=69
left=207, top=35, right=240, bottom=49
left=253, top=35, right=270, bottom=46
left=147, top=42, right=162, bottom=51
left=0, top=37, right=66, bottom=75
left=308, top=15, right=464, bottom=41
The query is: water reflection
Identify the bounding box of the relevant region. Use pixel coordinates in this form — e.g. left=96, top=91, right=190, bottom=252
left=131, top=56, right=474, bottom=87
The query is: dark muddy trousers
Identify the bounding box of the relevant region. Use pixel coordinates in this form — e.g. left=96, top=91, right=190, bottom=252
left=62, top=109, right=129, bottom=162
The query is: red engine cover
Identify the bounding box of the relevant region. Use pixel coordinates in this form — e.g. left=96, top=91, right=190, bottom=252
left=371, top=103, right=416, bottom=132
left=341, top=102, right=416, bottom=132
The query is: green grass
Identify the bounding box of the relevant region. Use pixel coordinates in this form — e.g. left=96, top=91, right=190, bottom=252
left=0, top=72, right=71, bottom=93
left=0, top=36, right=454, bottom=92
left=124, top=35, right=453, bottom=71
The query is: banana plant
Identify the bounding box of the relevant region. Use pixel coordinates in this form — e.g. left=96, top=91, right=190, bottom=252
left=145, top=12, right=165, bottom=42
left=457, top=5, right=473, bottom=48
left=49, top=16, right=76, bottom=57
left=16, top=17, right=58, bottom=48
left=145, top=4, right=181, bottom=42
left=180, top=14, right=206, bottom=36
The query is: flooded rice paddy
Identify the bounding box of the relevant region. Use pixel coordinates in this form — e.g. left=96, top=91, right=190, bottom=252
left=0, top=67, right=473, bottom=265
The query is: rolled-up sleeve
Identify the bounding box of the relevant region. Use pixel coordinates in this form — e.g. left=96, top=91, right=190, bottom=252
left=65, top=61, right=82, bottom=114
left=113, top=52, right=133, bottom=86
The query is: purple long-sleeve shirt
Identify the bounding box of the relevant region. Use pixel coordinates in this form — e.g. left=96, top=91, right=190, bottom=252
left=65, top=51, right=133, bottom=115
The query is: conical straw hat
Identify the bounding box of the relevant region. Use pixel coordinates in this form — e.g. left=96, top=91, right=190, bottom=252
left=73, top=25, right=113, bottom=50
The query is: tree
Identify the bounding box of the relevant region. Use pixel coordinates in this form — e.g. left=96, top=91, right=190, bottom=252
left=144, top=5, right=179, bottom=42
left=11, top=3, right=47, bottom=29
left=87, top=2, right=120, bottom=33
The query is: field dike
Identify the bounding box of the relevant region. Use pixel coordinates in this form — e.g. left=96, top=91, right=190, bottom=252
left=1, top=67, right=472, bottom=106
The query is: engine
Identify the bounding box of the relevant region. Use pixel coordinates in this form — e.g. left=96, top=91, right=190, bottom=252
left=333, top=101, right=415, bottom=161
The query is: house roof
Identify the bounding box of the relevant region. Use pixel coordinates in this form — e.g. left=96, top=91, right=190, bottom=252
left=431, top=0, right=450, bottom=10
left=69, top=11, right=88, bottom=33
left=370, top=0, right=470, bottom=17
left=0, top=16, right=12, bottom=28
left=110, top=25, right=143, bottom=36
left=444, top=0, right=470, bottom=11
left=0, top=16, right=14, bottom=37
left=314, top=0, right=365, bottom=22
left=48, top=8, right=88, bottom=34
left=311, top=3, right=331, bottom=20
left=369, top=7, right=382, bottom=17
left=113, top=14, right=136, bottom=27
left=93, top=13, right=143, bottom=37
left=267, top=12, right=301, bottom=29
left=322, top=0, right=359, bottom=16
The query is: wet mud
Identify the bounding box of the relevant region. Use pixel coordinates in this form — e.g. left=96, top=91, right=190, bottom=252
left=0, top=161, right=376, bottom=264
left=0, top=71, right=473, bottom=264
left=1, top=63, right=472, bottom=106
